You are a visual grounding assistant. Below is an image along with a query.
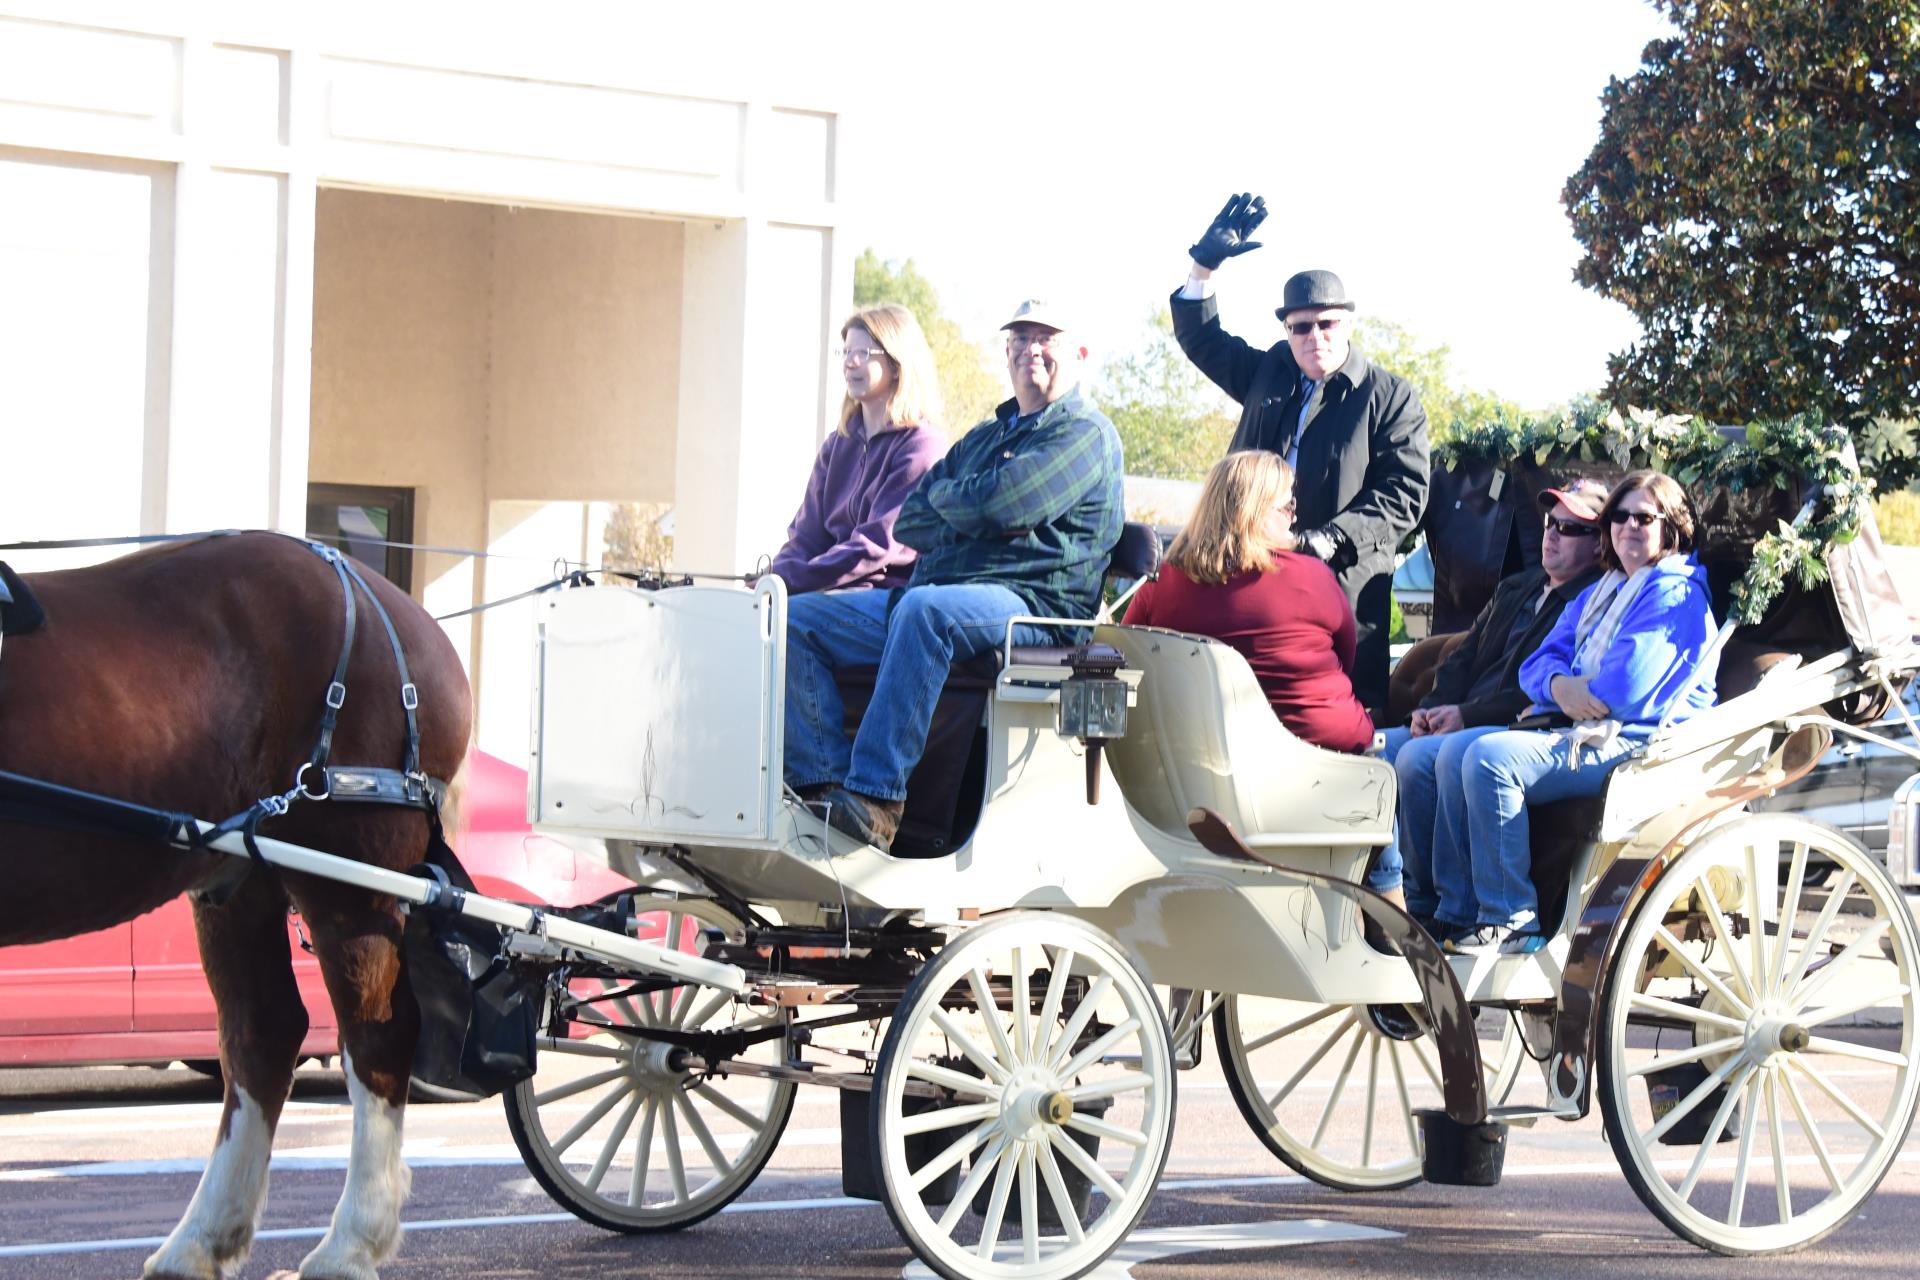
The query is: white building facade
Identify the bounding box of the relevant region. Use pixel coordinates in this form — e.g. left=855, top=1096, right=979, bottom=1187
left=0, top=3, right=855, bottom=761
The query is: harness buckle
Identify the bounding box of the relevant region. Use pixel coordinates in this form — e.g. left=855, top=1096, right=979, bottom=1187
left=325, top=681, right=347, bottom=710
left=400, top=682, right=419, bottom=710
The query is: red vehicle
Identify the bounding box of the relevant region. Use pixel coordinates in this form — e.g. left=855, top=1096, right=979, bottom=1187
left=0, top=750, right=632, bottom=1070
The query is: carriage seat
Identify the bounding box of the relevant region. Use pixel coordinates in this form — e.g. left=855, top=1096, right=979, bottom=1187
left=1098, top=625, right=1395, bottom=856
left=822, top=522, right=1161, bottom=858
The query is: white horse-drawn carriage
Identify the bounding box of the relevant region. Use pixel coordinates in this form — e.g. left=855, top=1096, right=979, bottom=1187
left=3, top=479, right=1914, bottom=1279
left=492, top=501, right=1920, bottom=1276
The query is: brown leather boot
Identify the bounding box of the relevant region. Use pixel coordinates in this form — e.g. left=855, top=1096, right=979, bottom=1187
left=822, top=787, right=905, bottom=853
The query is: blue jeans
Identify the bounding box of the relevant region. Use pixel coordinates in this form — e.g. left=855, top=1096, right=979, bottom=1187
left=1458, top=729, right=1638, bottom=931
left=1369, top=727, right=1412, bottom=896
left=784, top=584, right=1049, bottom=802
left=1390, top=725, right=1504, bottom=920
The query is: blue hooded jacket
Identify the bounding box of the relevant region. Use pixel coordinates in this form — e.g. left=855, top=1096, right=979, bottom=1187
left=1518, top=553, right=1717, bottom=730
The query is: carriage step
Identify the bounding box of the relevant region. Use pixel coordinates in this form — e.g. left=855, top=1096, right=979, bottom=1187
left=1486, top=1102, right=1580, bottom=1128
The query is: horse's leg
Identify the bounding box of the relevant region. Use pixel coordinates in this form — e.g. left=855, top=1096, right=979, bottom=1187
left=144, top=873, right=307, bottom=1280
left=283, top=882, right=418, bottom=1280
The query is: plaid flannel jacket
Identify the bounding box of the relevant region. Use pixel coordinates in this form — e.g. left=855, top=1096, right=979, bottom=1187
left=893, top=387, right=1124, bottom=622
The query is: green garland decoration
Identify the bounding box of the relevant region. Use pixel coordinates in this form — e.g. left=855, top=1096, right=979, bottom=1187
left=1435, top=407, right=1873, bottom=626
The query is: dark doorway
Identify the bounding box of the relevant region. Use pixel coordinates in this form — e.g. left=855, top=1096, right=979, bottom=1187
left=307, top=483, right=415, bottom=593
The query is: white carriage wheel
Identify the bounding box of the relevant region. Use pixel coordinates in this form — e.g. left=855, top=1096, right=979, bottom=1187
left=871, top=913, right=1175, bottom=1280
left=1598, top=814, right=1920, bottom=1254
left=1213, top=995, right=1525, bottom=1191
left=504, top=898, right=795, bottom=1232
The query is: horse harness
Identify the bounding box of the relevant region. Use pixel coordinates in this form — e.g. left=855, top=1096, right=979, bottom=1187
left=0, top=536, right=456, bottom=903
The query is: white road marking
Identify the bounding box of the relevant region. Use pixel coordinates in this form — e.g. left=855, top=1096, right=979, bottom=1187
left=11, top=1154, right=1920, bottom=1261
left=902, top=1219, right=1399, bottom=1279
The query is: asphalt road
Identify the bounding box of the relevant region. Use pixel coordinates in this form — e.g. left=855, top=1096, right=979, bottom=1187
left=3, top=1044, right=1916, bottom=1280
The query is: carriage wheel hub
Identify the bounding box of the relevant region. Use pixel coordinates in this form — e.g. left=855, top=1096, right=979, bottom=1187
left=634, top=1038, right=684, bottom=1081
left=1000, top=1067, right=1066, bottom=1138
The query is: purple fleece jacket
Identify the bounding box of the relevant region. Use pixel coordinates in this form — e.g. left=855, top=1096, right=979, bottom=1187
left=769, top=416, right=947, bottom=592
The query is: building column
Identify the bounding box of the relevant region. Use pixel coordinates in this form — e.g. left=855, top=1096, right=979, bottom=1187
left=670, top=217, right=839, bottom=575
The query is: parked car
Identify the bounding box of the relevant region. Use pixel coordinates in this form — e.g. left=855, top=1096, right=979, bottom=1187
left=1750, top=683, right=1920, bottom=887
left=0, top=750, right=633, bottom=1071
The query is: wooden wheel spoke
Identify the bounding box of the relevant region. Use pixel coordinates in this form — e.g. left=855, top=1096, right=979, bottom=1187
left=1388, top=1040, right=1420, bottom=1154
left=535, top=1063, right=631, bottom=1106
left=659, top=1089, right=689, bottom=1204
left=1036, top=1139, right=1086, bottom=1245
left=584, top=1091, right=645, bottom=1193
left=1625, top=1036, right=1744, bottom=1078
left=936, top=1133, right=1010, bottom=1233
left=673, top=1087, right=733, bottom=1178
left=1786, top=1057, right=1886, bottom=1141
left=1642, top=1052, right=1745, bottom=1146
left=1034, top=949, right=1076, bottom=1050
left=691, top=1081, right=768, bottom=1131
left=1019, top=1145, right=1041, bottom=1266
left=1801, top=1035, right=1909, bottom=1069
left=897, top=1100, right=1001, bottom=1137
left=551, top=1078, right=637, bottom=1155
left=1009, top=945, right=1032, bottom=1063
left=1695, top=870, right=1758, bottom=1007
left=1785, top=870, right=1857, bottom=998
left=965, top=966, right=1020, bottom=1069
left=1312, top=1018, right=1369, bottom=1148
left=626, top=1096, right=658, bottom=1204
left=1799, top=984, right=1912, bottom=1029
left=929, top=1006, right=1015, bottom=1085
left=975, top=1141, right=1019, bottom=1259
left=1769, top=840, right=1811, bottom=997
left=1629, top=991, right=1747, bottom=1034
left=1725, top=1070, right=1764, bottom=1228
left=912, top=1117, right=999, bottom=1195
left=1360, top=1034, right=1382, bottom=1168
left=1047, top=975, right=1115, bottom=1072
left=1057, top=1016, right=1143, bottom=1082
left=1779, top=1066, right=1845, bottom=1194
left=1675, top=1062, right=1755, bottom=1202
left=907, top=1059, right=999, bottom=1098
left=1263, top=1010, right=1359, bottom=1111
left=1065, top=1109, right=1147, bottom=1148
left=1792, top=919, right=1893, bottom=1009
left=1065, top=1071, right=1155, bottom=1105
left=1652, top=923, right=1752, bottom=1018
left=1766, top=1070, right=1792, bottom=1225
left=1048, top=1125, right=1125, bottom=1202
left=1240, top=1002, right=1342, bottom=1054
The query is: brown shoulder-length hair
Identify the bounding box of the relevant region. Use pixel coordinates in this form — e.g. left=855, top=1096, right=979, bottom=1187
left=1596, top=469, right=1696, bottom=572
left=1164, top=451, right=1297, bottom=585
left=836, top=304, right=943, bottom=435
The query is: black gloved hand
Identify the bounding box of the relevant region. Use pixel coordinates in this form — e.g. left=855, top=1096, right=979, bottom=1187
left=1188, top=192, right=1268, bottom=270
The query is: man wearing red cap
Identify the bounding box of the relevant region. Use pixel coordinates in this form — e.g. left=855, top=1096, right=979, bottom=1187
left=1386, top=477, right=1609, bottom=934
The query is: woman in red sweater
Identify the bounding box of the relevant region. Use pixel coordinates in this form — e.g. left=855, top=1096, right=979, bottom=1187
left=1125, top=451, right=1373, bottom=753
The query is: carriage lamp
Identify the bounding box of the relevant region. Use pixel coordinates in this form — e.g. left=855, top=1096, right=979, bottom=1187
left=1058, top=645, right=1131, bottom=805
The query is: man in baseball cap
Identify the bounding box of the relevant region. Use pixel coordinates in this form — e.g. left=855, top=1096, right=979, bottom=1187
left=780, top=296, right=1124, bottom=853
left=1168, top=193, right=1429, bottom=727
left=1383, top=474, right=1610, bottom=939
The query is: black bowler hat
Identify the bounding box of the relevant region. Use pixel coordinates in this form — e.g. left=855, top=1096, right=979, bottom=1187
left=1276, top=269, right=1354, bottom=321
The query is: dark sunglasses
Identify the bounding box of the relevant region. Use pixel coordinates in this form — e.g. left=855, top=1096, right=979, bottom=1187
left=1608, top=509, right=1665, bottom=527
left=1287, top=318, right=1343, bottom=337
left=1546, top=517, right=1600, bottom=538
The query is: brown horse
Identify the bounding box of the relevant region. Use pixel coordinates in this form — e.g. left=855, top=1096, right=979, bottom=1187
left=0, top=532, right=472, bottom=1280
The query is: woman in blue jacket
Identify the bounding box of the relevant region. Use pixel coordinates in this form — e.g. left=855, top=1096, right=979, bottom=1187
left=1433, top=470, right=1717, bottom=955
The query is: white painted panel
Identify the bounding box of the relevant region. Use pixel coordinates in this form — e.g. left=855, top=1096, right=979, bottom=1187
left=0, top=18, right=176, bottom=125
left=323, top=58, right=742, bottom=179
left=763, top=108, right=832, bottom=203
left=533, top=582, right=777, bottom=843
left=164, top=167, right=281, bottom=531
left=0, top=155, right=157, bottom=569
left=203, top=44, right=285, bottom=146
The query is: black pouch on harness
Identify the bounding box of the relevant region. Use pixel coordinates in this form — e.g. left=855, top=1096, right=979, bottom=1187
left=403, top=840, right=544, bottom=1099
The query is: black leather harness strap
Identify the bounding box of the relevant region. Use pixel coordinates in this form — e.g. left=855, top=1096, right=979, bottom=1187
left=302, top=546, right=359, bottom=798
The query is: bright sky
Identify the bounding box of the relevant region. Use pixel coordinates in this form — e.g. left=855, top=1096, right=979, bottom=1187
left=827, top=0, right=1675, bottom=411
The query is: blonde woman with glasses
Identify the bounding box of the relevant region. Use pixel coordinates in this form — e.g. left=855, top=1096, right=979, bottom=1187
left=768, top=304, right=947, bottom=593
left=1126, top=450, right=1373, bottom=754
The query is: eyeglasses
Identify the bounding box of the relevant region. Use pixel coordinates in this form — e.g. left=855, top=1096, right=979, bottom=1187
left=1287, top=318, right=1345, bottom=337
left=1608, top=509, right=1665, bottom=527
left=1546, top=517, right=1600, bottom=538
left=837, top=346, right=889, bottom=364
left=1006, top=331, right=1064, bottom=351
